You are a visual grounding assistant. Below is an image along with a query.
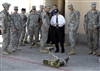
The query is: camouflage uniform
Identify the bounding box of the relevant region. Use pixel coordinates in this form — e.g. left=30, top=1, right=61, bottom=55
left=27, top=6, right=40, bottom=47
left=67, top=3, right=80, bottom=55
left=19, top=12, right=27, bottom=44
left=37, top=5, right=44, bottom=41
left=40, top=10, right=50, bottom=49
left=0, top=3, right=12, bottom=54
left=68, top=9, right=80, bottom=48
left=84, top=10, right=100, bottom=51
left=10, top=6, right=23, bottom=50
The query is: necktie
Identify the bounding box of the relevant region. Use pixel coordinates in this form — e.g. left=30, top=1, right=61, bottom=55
left=56, top=16, right=58, bottom=29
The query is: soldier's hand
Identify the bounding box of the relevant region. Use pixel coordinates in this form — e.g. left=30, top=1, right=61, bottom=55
left=27, top=27, right=29, bottom=30
left=84, top=29, right=88, bottom=33
left=73, top=28, right=76, bottom=32
left=13, top=29, right=17, bottom=32
left=3, top=29, right=6, bottom=34
left=46, top=28, right=49, bottom=32
left=94, top=27, right=97, bottom=30
left=56, top=23, right=58, bottom=26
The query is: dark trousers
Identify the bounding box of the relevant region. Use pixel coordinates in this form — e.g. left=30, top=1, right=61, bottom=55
left=47, top=25, right=55, bottom=44
left=52, top=26, right=65, bottom=51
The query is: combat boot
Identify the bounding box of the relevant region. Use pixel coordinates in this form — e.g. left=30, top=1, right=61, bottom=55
left=68, top=48, right=76, bottom=55
left=2, top=49, right=10, bottom=55
left=34, top=44, right=38, bottom=48
left=93, top=50, right=96, bottom=55
left=88, top=49, right=93, bottom=54
left=5, top=48, right=11, bottom=54
left=19, top=42, right=25, bottom=46
left=15, top=46, right=21, bottom=50
left=12, top=47, right=16, bottom=52
left=97, top=53, right=100, bottom=56
left=29, top=45, right=32, bottom=48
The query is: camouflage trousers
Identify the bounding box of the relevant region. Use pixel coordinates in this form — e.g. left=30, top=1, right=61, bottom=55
left=40, top=25, right=48, bottom=49
left=2, top=28, right=10, bottom=50
left=19, top=26, right=26, bottom=42
left=29, top=26, right=39, bottom=45
left=69, top=27, right=76, bottom=48
left=87, top=29, right=99, bottom=50
left=10, top=30, right=21, bottom=47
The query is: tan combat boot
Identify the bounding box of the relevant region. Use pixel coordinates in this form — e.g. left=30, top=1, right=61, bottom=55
left=12, top=47, right=16, bottom=52
left=34, top=43, right=38, bottom=48
left=93, top=50, right=96, bottom=55
left=15, top=46, right=21, bottom=50
left=19, top=42, right=25, bottom=46
left=88, top=49, right=93, bottom=54
left=29, top=45, right=32, bottom=48
left=97, top=53, right=100, bottom=56
left=2, top=49, right=10, bottom=55
left=68, top=48, right=76, bottom=55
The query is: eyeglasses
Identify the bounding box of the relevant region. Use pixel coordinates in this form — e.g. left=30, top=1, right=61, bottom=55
left=33, top=9, right=36, bottom=10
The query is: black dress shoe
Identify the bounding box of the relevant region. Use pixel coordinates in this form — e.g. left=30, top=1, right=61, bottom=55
left=55, top=50, right=59, bottom=53
left=24, top=41, right=29, bottom=44
left=61, top=50, right=65, bottom=53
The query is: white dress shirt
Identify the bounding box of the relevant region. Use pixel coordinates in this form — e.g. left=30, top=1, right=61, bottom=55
left=50, top=14, right=66, bottom=27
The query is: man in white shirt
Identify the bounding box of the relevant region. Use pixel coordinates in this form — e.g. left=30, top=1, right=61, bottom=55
left=50, top=9, right=66, bottom=53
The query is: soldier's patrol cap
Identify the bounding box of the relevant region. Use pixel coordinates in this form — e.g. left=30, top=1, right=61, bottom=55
left=67, top=3, right=73, bottom=8
left=54, top=9, right=59, bottom=15
left=40, top=5, right=44, bottom=8
left=2, top=2, right=11, bottom=7
left=45, top=4, right=51, bottom=8
left=91, top=2, right=96, bottom=7
left=32, top=6, right=36, bottom=10
left=21, top=8, right=26, bottom=11
left=14, top=6, right=18, bottom=10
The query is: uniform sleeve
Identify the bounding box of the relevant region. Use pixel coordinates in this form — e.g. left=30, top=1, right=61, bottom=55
left=97, top=11, right=100, bottom=27
left=83, top=12, right=88, bottom=29
left=26, top=14, right=30, bottom=28
left=24, top=15, right=27, bottom=23
left=74, top=11, right=80, bottom=29
left=42, top=12, right=49, bottom=28
left=8, top=14, right=16, bottom=30
left=19, top=15, right=23, bottom=29
left=10, top=14, right=18, bottom=30
left=0, top=12, right=6, bottom=31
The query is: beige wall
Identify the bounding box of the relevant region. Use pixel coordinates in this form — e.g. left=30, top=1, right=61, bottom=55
left=65, top=0, right=100, bottom=34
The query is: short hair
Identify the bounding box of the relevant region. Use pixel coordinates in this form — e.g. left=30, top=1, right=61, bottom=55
left=53, top=4, right=57, bottom=7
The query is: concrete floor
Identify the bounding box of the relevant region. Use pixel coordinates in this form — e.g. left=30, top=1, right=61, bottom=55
left=0, top=35, right=100, bottom=71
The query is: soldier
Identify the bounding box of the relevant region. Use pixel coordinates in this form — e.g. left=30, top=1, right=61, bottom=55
left=84, top=2, right=100, bottom=55
left=38, top=5, right=44, bottom=23
left=19, top=8, right=27, bottom=46
left=37, top=5, right=44, bottom=42
left=1, top=3, right=12, bottom=54
left=40, top=4, right=51, bottom=52
left=27, top=6, right=40, bottom=48
left=10, top=6, right=23, bottom=52
left=67, top=3, right=80, bottom=55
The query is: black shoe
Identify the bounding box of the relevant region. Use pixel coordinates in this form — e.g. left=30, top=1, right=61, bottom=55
left=61, top=50, right=65, bottom=53
left=55, top=50, right=59, bottom=53
left=32, top=43, right=35, bottom=46
left=24, top=41, right=29, bottom=44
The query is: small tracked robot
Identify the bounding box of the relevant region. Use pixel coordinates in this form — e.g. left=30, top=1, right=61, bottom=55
left=43, top=47, right=70, bottom=68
